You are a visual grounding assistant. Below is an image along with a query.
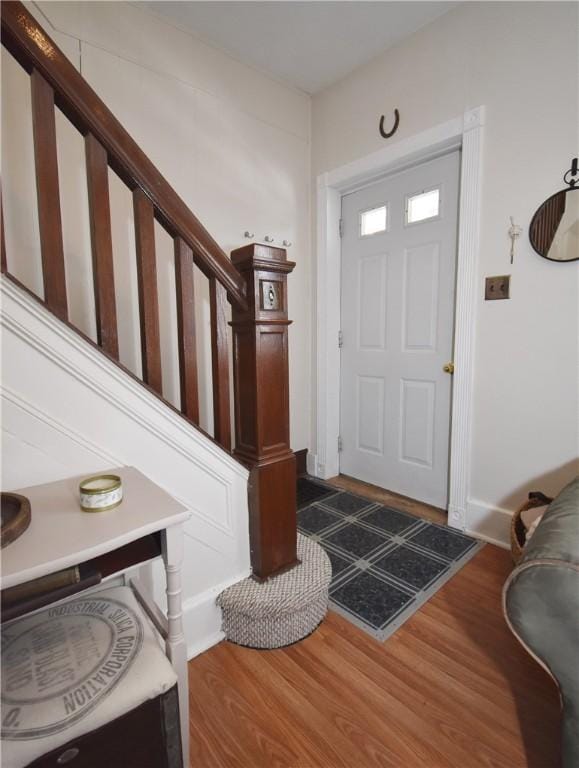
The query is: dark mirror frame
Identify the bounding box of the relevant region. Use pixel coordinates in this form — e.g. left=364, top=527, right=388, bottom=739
left=529, top=158, right=579, bottom=263
left=529, top=187, right=579, bottom=263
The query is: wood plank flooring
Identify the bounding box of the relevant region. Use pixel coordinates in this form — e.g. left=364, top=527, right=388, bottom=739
left=187, top=480, right=561, bottom=768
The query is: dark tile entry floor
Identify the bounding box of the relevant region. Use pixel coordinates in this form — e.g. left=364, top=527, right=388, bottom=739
left=297, top=478, right=483, bottom=642
left=297, top=477, right=335, bottom=509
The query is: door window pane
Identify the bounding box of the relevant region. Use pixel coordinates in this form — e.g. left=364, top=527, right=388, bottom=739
left=406, top=188, right=440, bottom=224
left=360, top=205, right=387, bottom=236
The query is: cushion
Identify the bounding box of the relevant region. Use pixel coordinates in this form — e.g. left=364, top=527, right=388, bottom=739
left=1, top=586, right=177, bottom=768
left=520, top=504, right=548, bottom=531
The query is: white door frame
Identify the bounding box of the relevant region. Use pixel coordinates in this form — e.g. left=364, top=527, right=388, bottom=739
left=314, top=107, right=485, bottom=532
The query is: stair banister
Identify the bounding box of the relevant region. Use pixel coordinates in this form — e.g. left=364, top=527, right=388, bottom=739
left=1, top=1, right=298, bottom=580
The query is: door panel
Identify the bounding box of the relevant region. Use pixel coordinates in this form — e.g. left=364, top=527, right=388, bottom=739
left=400, top=378, right=435, bottom=467
left=340, top=151, right=460, bottom=508
left=357, top=375, right=385, bottom=455
left=403, top=243, right=439, bottom=351
left=358, top=253, right=387, bottom=350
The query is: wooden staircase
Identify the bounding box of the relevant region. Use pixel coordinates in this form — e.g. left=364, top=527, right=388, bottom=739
left=1, top=1, right=297, bottom=580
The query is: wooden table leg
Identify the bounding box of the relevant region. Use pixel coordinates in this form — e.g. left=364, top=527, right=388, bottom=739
left=162, top=523, right=189, bottom=767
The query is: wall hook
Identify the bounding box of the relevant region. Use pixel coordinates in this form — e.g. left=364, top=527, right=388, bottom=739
left=244, top=231, right=254, bottom=238
left=264, top=235, right=275, bottom=243
left=282, top=240, right=292, bottom=247
left=379, top=108, right=400, bottom=139
left=563, top=157, right=578, bottom=188
left=508, top=217, right=522, bottom=264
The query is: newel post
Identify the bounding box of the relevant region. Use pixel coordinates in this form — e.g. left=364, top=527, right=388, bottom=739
left=230, top=243, right=299, bottom=580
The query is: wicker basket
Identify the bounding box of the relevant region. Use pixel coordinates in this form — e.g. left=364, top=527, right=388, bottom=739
left=511, top=492, right=553, bottom=564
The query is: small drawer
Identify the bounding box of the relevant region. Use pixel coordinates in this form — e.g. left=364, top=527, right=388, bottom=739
left=26, top=685, right=181, bottom=768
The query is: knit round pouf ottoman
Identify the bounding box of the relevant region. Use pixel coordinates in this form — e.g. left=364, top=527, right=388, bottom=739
left=217, top=534, right=332, bottom=649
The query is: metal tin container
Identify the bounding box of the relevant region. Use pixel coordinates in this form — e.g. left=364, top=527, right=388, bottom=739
left=79, top=475, right=123, bottom=513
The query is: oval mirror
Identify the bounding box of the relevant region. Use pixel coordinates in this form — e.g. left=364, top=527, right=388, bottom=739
left=529, top=186, right=578, bottom=262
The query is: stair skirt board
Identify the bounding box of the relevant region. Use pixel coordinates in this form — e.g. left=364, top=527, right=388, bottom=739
left=297, top=478, right=483, bottom=643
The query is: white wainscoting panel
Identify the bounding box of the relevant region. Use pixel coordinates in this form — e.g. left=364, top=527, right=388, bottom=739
left=1, top=277, right=250, bottom=657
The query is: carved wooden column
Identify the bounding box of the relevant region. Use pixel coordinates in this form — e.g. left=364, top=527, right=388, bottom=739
left=230, top=243, right=298, bottom=580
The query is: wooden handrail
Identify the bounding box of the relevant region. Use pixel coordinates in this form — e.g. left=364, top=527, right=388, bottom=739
left=1, top=1, right=247, bottom=311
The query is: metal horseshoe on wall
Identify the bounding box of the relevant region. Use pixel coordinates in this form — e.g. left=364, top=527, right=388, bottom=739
left=379, top=109, right=400, bottom=139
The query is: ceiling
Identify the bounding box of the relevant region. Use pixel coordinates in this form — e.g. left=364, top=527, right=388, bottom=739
left=139, top=2, right=458, bottom=94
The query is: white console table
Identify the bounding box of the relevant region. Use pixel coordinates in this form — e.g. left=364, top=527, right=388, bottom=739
left=1, top=466, right=191, bottom=767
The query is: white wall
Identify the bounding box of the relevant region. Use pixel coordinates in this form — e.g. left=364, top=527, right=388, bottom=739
left=312, top=2, right=578, bottom=536
left=2, top=0, right=311, bottom=448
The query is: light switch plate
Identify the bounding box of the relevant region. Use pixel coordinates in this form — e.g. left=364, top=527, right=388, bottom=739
left=485, top=275, right=510, bottom=300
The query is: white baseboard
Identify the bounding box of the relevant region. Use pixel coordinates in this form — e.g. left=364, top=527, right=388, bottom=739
left=181, top=569, right=251, bottom=659
left=465, top=499, right=512, bottom=549
left=306, top=451, right=336, bottom=480
left=306, top=451, right=318, bottom=476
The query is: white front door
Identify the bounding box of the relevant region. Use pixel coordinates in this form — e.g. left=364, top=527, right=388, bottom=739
left=339, top=151, right=460, bottom=508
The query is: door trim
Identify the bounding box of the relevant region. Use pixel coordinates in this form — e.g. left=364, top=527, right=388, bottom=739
left=314, top=107, right=485, bottom=533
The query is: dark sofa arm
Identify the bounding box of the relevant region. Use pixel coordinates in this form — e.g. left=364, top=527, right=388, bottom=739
left=503, top=477, right=579, bottom=768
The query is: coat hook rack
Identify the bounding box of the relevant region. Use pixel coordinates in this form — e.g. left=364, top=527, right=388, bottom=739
left=379, top=108, right=400, bottom=139
left=264, top=235, right=274, bottom=243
